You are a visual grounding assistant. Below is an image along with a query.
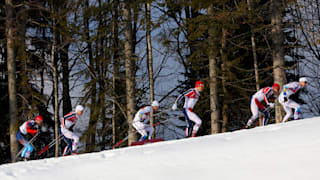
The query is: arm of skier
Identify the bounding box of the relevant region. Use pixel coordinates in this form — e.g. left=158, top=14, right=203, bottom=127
left=263, top=90, right=274, bottom=108
left=136, top=107, right=150, bottom=121
left=284, top=82, right=301, bottom=102
left=172, top=92, right=185, bottom=110
left=283, top=85, right=288, bottom=97
left=26, top=121, right=38, bottom=135
left=138, top=109, right=146, bottom=121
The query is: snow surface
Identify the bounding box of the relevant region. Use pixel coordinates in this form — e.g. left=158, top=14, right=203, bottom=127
left=1, top=117, right=320, bottom=180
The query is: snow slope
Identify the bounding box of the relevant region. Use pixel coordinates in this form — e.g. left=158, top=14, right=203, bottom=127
left=1, top=117, right=320, bottom=180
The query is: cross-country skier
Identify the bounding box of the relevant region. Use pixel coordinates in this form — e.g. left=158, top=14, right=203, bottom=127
left=16, top=115, right=43, bottom=160
left=60, top=105, right=84, bottom=156
left=172, top=80, right=204, bottom=137
left=279, top=77, right=307, bottom=123
left=246, top=83, right=280, bottom=128
left=133, top=100, right=160, bottom=141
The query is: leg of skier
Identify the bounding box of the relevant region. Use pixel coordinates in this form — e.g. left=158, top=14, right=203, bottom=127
left=283, top=100, right=300, bottom=122
left=24, top=144, right=33, bottom=160
left=62, top=136, right=72, bottom=156
left=294, top=107, right=301, bottom=120
left=72, top=136, right=79, bottom=154
left=182, top=108, right=193, bottom=137
left=289, top=100, right=301, bottom=120
left=133, top=121, right=148, bottom=141
left=281, top=103, right=293, bottom=123
left=16, top=131, right=30, bottom=160
left=246, top=100, right=259, bottom=127
left=260, top=109, right=270, bottom=126
left=61, top=127, right=79, bottom=155
left=144, top=124, right=154, bottom=140
left=186, top=110, right=202, bottom=137
left=186, top=121, right=194, bottom=137
left=59, top=128, right=71, bottom=156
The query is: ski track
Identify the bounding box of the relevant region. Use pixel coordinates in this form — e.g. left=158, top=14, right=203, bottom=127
left=1, top=117, right=320, bottom=180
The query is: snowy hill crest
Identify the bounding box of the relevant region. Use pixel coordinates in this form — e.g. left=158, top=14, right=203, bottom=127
left=1, top=117, right=320, bottom=180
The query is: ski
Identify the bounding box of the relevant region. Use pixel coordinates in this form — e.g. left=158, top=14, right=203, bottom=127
left=153, top=109, right=170, bottom=117
left=130, top=138, right=164, bottom=146
left=37, top=135, right=63, bottom=156
left=112, top=119, right=168, bottom=149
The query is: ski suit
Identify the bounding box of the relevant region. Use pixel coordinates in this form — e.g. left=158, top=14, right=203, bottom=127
left=278, top=82, right=302, bottom=122
left=247, top=87, right=275, bottom=127
left=133, top=106, right=154, bottom=141
left=174, top=88, right=201, bottom=137
left=16, top=120, right=39, bottom=159
left=60, top=112, right=80, bottom=155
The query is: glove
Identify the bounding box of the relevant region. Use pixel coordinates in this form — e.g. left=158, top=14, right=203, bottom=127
left=284, top=97, right=288, bottom=102
left=172, top=103, right=177, bottom=111
left=268, top=103, right=274, bottom=108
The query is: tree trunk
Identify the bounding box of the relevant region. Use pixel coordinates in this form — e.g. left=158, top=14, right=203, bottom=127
left=6, top=0, right=18, bottom=162
left=247, top=0, right=262, bottom=126
left=16, top=5, right=28, bottom=119
left=271, top=0, right=286, bottom=123
left=51, top=11, right=59, bottom=157
left=207, top=5, right=220, bottom=134
left=112, top=0, right=120, bottom=145
left=251, top=33, right=260, bottom=91
left=247, top=0, right=260, bottom=91
left=61, top=41, right=72, bottom=115
left=220, top=27, right=229, bottom=133
left=84, top=0, right=97, bottom=152
left=146, top=1, right=154, bottom=127
left=122, top=0, right=137, bottom=145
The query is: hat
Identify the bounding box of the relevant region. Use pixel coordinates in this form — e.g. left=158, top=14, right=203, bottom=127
left=152, top=100, right=160, bottom=107
left=75, top=105, right=84, bottom=112
left=299, top=77, right=307, bottom=82
left=195, top=81, right=204, bottom=88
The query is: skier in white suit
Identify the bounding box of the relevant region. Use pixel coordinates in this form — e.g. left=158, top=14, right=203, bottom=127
left=133, top=100, right=160, bottom=141
left=279, top=77, right=307, bottom=123
left=246, top=83, right=280, bottom=128
left=60, top=105, right=84, bottom=156
left=172, top=81, right=204, bottom=137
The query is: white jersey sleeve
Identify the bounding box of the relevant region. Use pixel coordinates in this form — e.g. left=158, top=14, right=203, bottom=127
left=133, top=106, right=153, bottom=122
left=61, top=112, right=78, bottom=130
left=278, top=81, right=301, bottom=103
left=282, top=82, right=301, bottom=97
left=252, top=87, right=274, bottom=105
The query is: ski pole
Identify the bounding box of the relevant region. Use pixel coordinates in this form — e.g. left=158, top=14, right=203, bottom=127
left=112, top=119, right=169, bottom=149
left=14, top=132, right=40, bottom=161
left=37, top=135, right=63, bottom=156
left=153, top=109, right=171, bottom=117
left=112, top=110, right=171, bottom=149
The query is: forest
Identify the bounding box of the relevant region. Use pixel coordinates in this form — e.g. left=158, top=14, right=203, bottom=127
left=1, top=0, right=320, bottom=164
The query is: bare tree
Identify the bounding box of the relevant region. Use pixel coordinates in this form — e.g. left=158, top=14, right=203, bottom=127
left=112, top=0, right=120, bottom=145
left=247, top=0, right=260, bottom=91
left=83, top=0, right=97, bottom=152
left=5, top=0, right=18, bottom=162
left=50, top=0, right=59, bottom=157
left=288, top=0, right=320, bottom=116
left=271, top=0, right=286, bottom=123
left=220, top=27, right=229, bottom=133
left=122, top=0, right=137, bottom=145
left=60, top=33, right=72, bottom=115
left=207, top=4, right=220, bottom=134
left=146, top=0, right=155, bottom=127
